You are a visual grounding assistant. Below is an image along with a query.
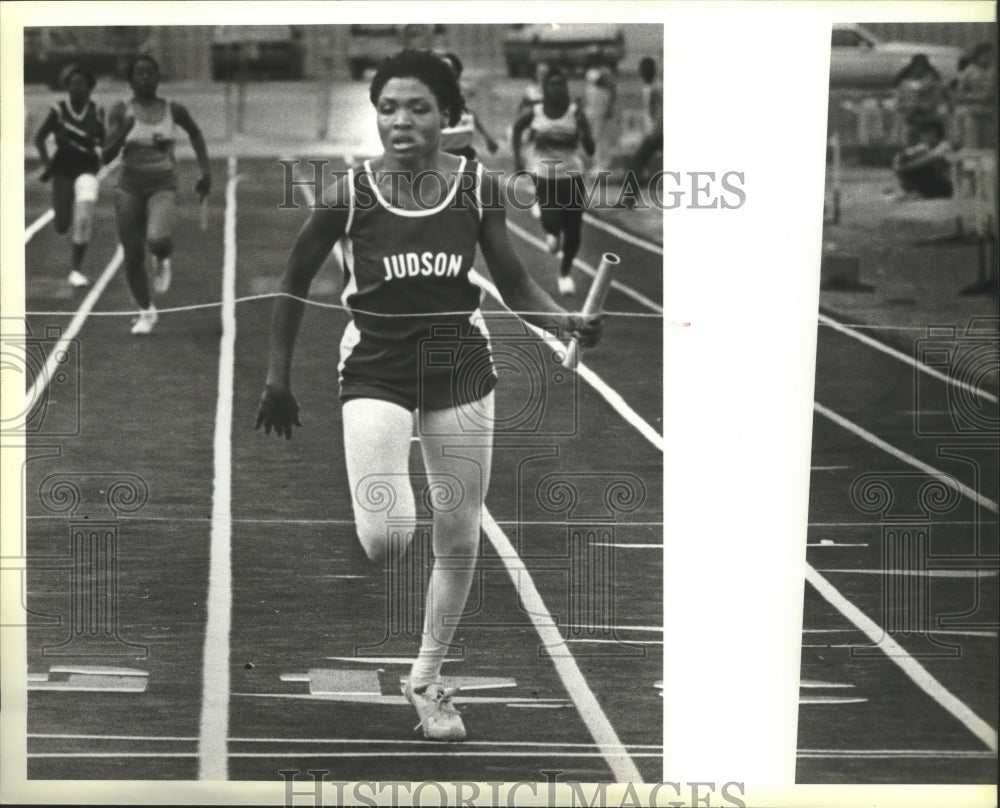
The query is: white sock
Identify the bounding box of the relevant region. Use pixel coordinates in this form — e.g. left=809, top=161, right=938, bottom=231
left=408, top=545, right=477, bottom=690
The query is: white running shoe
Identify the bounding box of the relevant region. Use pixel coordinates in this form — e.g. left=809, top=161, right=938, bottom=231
left=530, top=201, right=542, bottom=220
left=544, top=233, right=560, bottom=254
left=151, top=257, right=172, bottom=294
left=130, top=305, right=158, bottom=335
left=557, top=275, right=576, bottom=296
left=67, top=270, right=89, bottom=288
left=402, top=679, right=466, bottom=741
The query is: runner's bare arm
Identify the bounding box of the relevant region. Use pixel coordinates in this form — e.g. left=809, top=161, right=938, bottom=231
left=511, top=110, right=534, bottom=172
left=172, top=102, right=212, bottom=197
left=33, top=108, right=60, bottom=178
left=477, top=172, right=601, bottom=347
left=257, top=175, right=351, bottom=438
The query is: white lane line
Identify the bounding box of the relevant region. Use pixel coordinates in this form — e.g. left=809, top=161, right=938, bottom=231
left=562, top=624, right=662, bottom=633
left=814, top=402, right=998, bottom=514
left=325, top=656, right=462, bottom=665
left=30, top=751, right=662, bottom=759
left=28, top=733, right=661, bottom=750
left=803, top=628, right=998, bottom=638
left=590, top=542, right=662, bottom=549
left=471, top=269, right=664, bottom=453
left=582, top=212, right=663, bottom=256
left=807, top=542, right=868, bottom=547
left=235, top=692, right=569, bottom=705
left=198, top=155, right=239, bottom=781
left=24, top=515, right=665, bottom=528
left=29, top=734, right=195, bottom=742
left=24, top=209, right=55, bottom=243
left=24, top=162, right=116, bottom=244
left=796, top=748, right=997, bottom=759
left=481, top=508, right=644, bottom=783
left=567, top=638, right=663, bottom=645
left=800, top=680, right=855, bottom=688
left=818, top=312, right=999, bottom=405
left=506, top=221, right=663, bottom=314
left=810, top=520, right=984, bottom=527
left=800, top=696, right=868, bottom=705
left=817, top=568, right=996, bottom=578
left=805, top=563, right=998, bottom=752
left=24, top=247, right=123, bottom=407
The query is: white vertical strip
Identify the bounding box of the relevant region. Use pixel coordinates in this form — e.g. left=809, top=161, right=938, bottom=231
left=662, top=9, right=828, bottom=785
left=198, top=155, right=238, bottom=780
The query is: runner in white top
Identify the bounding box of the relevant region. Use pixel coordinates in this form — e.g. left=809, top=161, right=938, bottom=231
left=512, top=67, right=595, bottom=296
left=103, top=55, right=212, bottom=334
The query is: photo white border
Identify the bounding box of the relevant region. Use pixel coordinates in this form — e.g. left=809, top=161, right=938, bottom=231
left=2, top=2, right=996, bottom=806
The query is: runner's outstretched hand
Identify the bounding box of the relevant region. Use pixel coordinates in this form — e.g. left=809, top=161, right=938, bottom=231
left=255, top=385, right=302, bottom=439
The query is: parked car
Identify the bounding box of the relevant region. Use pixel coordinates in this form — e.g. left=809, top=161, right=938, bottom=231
left=211, top=26, right=305, bottom=81
left=23, top=27, right=142, bottom=88
left=830, top=23, right=963, bottom=89
left=503, top=23, right=625, bottom=78
left=347, top=24, right=447, bottom=80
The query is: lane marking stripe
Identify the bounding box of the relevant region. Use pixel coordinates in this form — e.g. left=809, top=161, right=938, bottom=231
left=24, top=515, right=666, bottom=527
left=582, top=212, right=663, bottom=256
left=29, top=751, right=662, bottom=759
left=27, top=733, right=660, bottom=749
left=24, top=247, right=123, bottom=407
left=24, top=209, right=55, bottom=243
left=481, top=508, right=644, bottom=784
left=805, top=563, right=998, bottom=752
left=816, top=569, right=996, bottom=578
left=506, top=221, right=663, bottom=314
left=197, top=155, right=238, bottom=781
left=814, top=402, right=998, bottom=514
left=818, top=312, right=999, bottom=405
left=804, top=628, right=998, bottom=637
left=470, top=269, right=664, bottom=453
left=24, top=162, right=116, bottom=244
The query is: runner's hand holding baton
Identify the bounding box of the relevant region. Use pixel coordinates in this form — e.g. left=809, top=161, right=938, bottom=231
left=562, top=252, right=620, bottom=369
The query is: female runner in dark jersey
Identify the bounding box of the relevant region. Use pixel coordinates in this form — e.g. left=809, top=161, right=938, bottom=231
left=256, top=49, right=602, bottom=742
left=33, top=64, right=105, bottom=288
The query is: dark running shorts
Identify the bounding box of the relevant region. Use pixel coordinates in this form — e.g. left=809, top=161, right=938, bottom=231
left=340, top=331, right=498, bottom=412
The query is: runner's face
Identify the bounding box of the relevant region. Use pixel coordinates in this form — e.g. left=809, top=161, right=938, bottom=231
left=66, top=74, right=91, bottom=104
left=130, top=60, right=160, bottom=97
left=544, top=75, right=569, bottom=105
left=376, top=77, right=446, bottom=162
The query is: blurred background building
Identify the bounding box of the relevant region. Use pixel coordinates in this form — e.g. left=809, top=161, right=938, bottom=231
left=23, top=23, right=664, bottom=85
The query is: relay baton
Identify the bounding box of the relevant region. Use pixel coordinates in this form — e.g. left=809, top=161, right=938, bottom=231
left=199, top=196, right=209, bottom=231
left=562, top=252, right=620, bottom=370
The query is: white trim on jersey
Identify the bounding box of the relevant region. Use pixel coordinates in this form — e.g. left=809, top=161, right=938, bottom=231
left=338, top=320, right=362, bottom=379
left=343, top=167, right=356, bottom=236
left=339, top=236, right=357, bottom=309
left=474, top=162, right=484, bottom=222
left=363, top=157, right=467, bottom=218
